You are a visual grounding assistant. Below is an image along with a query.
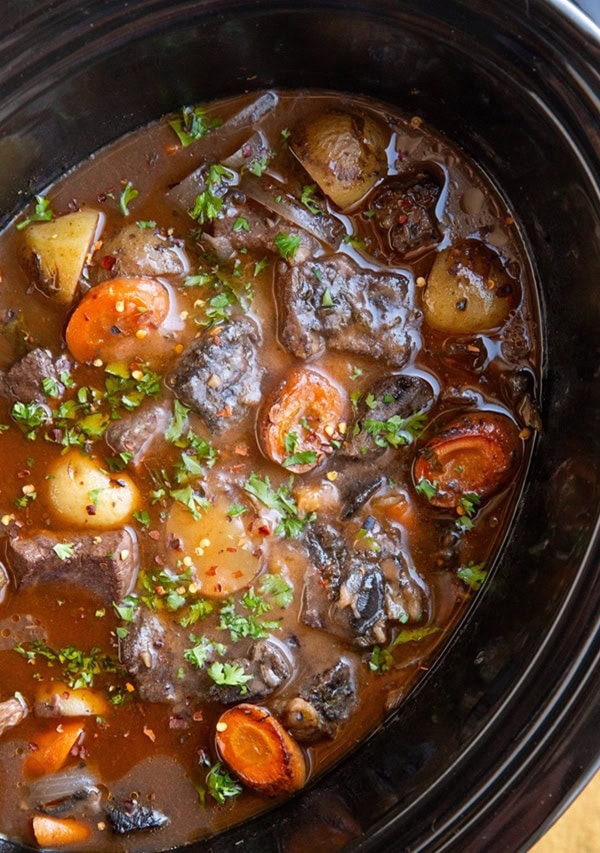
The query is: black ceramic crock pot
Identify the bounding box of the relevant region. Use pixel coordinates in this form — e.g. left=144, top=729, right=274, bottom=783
left=1, top=1, right=599, bottom=851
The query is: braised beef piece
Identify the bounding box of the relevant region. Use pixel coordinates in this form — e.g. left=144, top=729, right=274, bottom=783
left=276, top=254, right=416, bottom=366
left=106, top=799, right=169, bottom=835
left=206, top=191, right=318, bottom=263
left=302, top=524, right=426, bottom=646
left=370, top=174, right=441, bottom=257
left=119, top=610, right=186, bottom=704
left=6, top=529, right=137, bottom=602
left=278, top=661, right=356, bottom=743
left=208, top=640, right=291, bottom=704
left=121, top=609, right=289, bottom=706
left=342, top=374, right=435, bottom=460
left=0, top=348, right=71, bottom=404
left=105, top=404, right=170, bottom=464
left=96, top=224, right=189, bottom=280
left=167, top=317, right=264, bottom=433
left=0, top=694, right=28, bottom=737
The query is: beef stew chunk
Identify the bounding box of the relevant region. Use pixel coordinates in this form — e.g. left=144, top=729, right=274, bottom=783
left=168, top=316, right=264, bottom=433
left=0, top=348, right=71, bottom=403
left=6, top=529, right=137, bottom=602
left=278, top=661, right=357, bottom=743
left=370, top=173, right=442, bottom=258
left=0, top=90, right=538, bottom=852
left=276, top=253, right=416, bottom=365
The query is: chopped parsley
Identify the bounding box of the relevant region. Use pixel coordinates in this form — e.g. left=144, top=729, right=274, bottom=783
left=232, top=216, right=250, bottom=233
left=119, top=181, right=139, bottom=216
left=358, top=411, right=428, bottom=450
left=248, top=153, right=272, bottom=176
left=253, top=257, right=269, bottom=277
left=168, top=105, right=223, bottom=147
left=274, top=232, right=301, bottom=260
left=455, top=493, right=481, bottom=531
left=189, top=163, right=233, bottom=225
left=13, top=641, right=119, bottom=689
left=415, top=477, right=437, bottom=501
left=300, top=184, right=322, bottom=215
left=368, top=645, right=394, bottom=673
left=16, top=195, right=54, bottom=230
left=184, top=634, right=226, bottom=669
left=243, top=472, right=314, bottom=538
left=165, top=400, right=190, bottom=443
left=207, top=661, right=252, bottom=693
left=52, top=542, right=75, bottom=561
left=205, top=763, right=242, bottom=804
left=218, top=595, right=280, bottom=642
left=457, top=562, right=487, bottom=590
left=259, top=573, right=294, bottom=609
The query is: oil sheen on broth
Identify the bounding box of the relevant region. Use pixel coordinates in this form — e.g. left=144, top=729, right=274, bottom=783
left=0, top=90, right=540, bottom=851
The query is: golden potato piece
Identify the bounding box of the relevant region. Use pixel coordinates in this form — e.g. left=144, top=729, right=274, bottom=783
left=291, top=111, right=388, bottom=210
left=423, top=240, right=518, bottom=334
left=35, top=682, right=109, bottom=717
left=45, top=450, right=139, bottom=528
left=22, top=209, right=102, bottom=304
left=166, top=497, right=263, bottom=598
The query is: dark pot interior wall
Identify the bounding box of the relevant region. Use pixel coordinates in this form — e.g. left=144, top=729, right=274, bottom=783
left=0, top=2, right=600, bottom=851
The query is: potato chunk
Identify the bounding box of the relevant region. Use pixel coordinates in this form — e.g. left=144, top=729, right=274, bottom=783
left=291, top=111, right=388, bottom=210
left=166, top=497, right=263, bottom=597
left=45, top=450, right=139, bottom=528
left=423, top=240, right=518, bottom=334
left=22, top=210, right=102, bottom=305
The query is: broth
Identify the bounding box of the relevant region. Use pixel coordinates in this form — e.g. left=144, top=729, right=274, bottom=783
left=0, top=90, right=539, bottom=850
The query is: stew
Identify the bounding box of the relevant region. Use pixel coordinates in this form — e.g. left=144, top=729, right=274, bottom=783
left=0, top=90, right=540, bottom=850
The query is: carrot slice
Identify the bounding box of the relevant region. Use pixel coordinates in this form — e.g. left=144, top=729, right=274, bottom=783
left=258, top=368, right=345, bottom=473
left=24, top=720, right=84, bottom=778
left=65, top=277, right=169, bottom=364
left=32, top=815, right=91, bottom=847
left=215, top=703, right=307, bottom=796
left=414, top=411, right=521, bottom=507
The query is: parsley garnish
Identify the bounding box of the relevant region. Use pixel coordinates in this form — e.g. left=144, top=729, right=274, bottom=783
left=13, top=641, right=119, bottom=689
left=248, top=153, right=272, bottom=176
left=16, top=195, right=54, bottom=230
left=415, top=477, right=437, bottom=501
left=119, top=181, right=139, bottom=216
left=274, top=232, right=301, bottom=260
left=358, top=411, right=428, bottom=450
left=243, top=472, right=314, bottom=538
left=218, top=594, right=280, bottom=642
left=207, top=661, right=252, bottom=693
left=189, top=163, right=233, bottom=225
left=457, top=562, right=487, bottom=590
left=52, top=542, right=75, bottom=561
left=206, top=763, right=242, bottom=805
left=368, top=645, right=394, bottom=673
left=300, top=184, right=322, bottom=215
left=165, top=400, right=190, bottom=443
left=456, top=493, right=481, bottom=530
left=258, top=573, right=293, bottom=609
left=233, top=216, right=250, bottom=233
left=168, top=105, right=223, bottom=147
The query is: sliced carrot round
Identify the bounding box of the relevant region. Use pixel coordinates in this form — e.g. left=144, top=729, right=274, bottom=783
left=65, top=277, right=169, bottom=364
left=32, top=815, right=91, bottom=847
left=258, top=368, right=345, bottom=473
left=414, top=411, right=521, bottom=507
left=215, top=703, right=307, bottom=796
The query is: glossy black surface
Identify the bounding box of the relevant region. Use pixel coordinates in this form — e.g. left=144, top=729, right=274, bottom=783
left=0, top=1, right=599, bottom=851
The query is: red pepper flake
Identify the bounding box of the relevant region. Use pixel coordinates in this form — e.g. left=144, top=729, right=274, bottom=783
left=226, top=547, right=238, bottom=554
left=16, top=469, right=31, bottom=479
left=232, top=570, right=243, bottom=579
left=101, top=255, right=117, bottom=270
left=216, top=406, right=232, bottom=419
left=192, top=710, right=203, bottom=722
left=86, top=505, right=97, bottom=516
left=398, top=214, right=408, bottom=225
left=257, top=524, right=270, bottom=537
left=206, top=566, right=218, bottom=577
left=148, top=529, right=160, bottom=541
left=234, top=445, right=249, bottom=457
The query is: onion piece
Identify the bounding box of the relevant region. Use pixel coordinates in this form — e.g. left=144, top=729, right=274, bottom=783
left=222, top=130, right=270, bottom=171
left=168, top=91, right=278, bottom=211
left=29, top=767, right=102, bottom=816
left=240, top=173, right=345, bottom=249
